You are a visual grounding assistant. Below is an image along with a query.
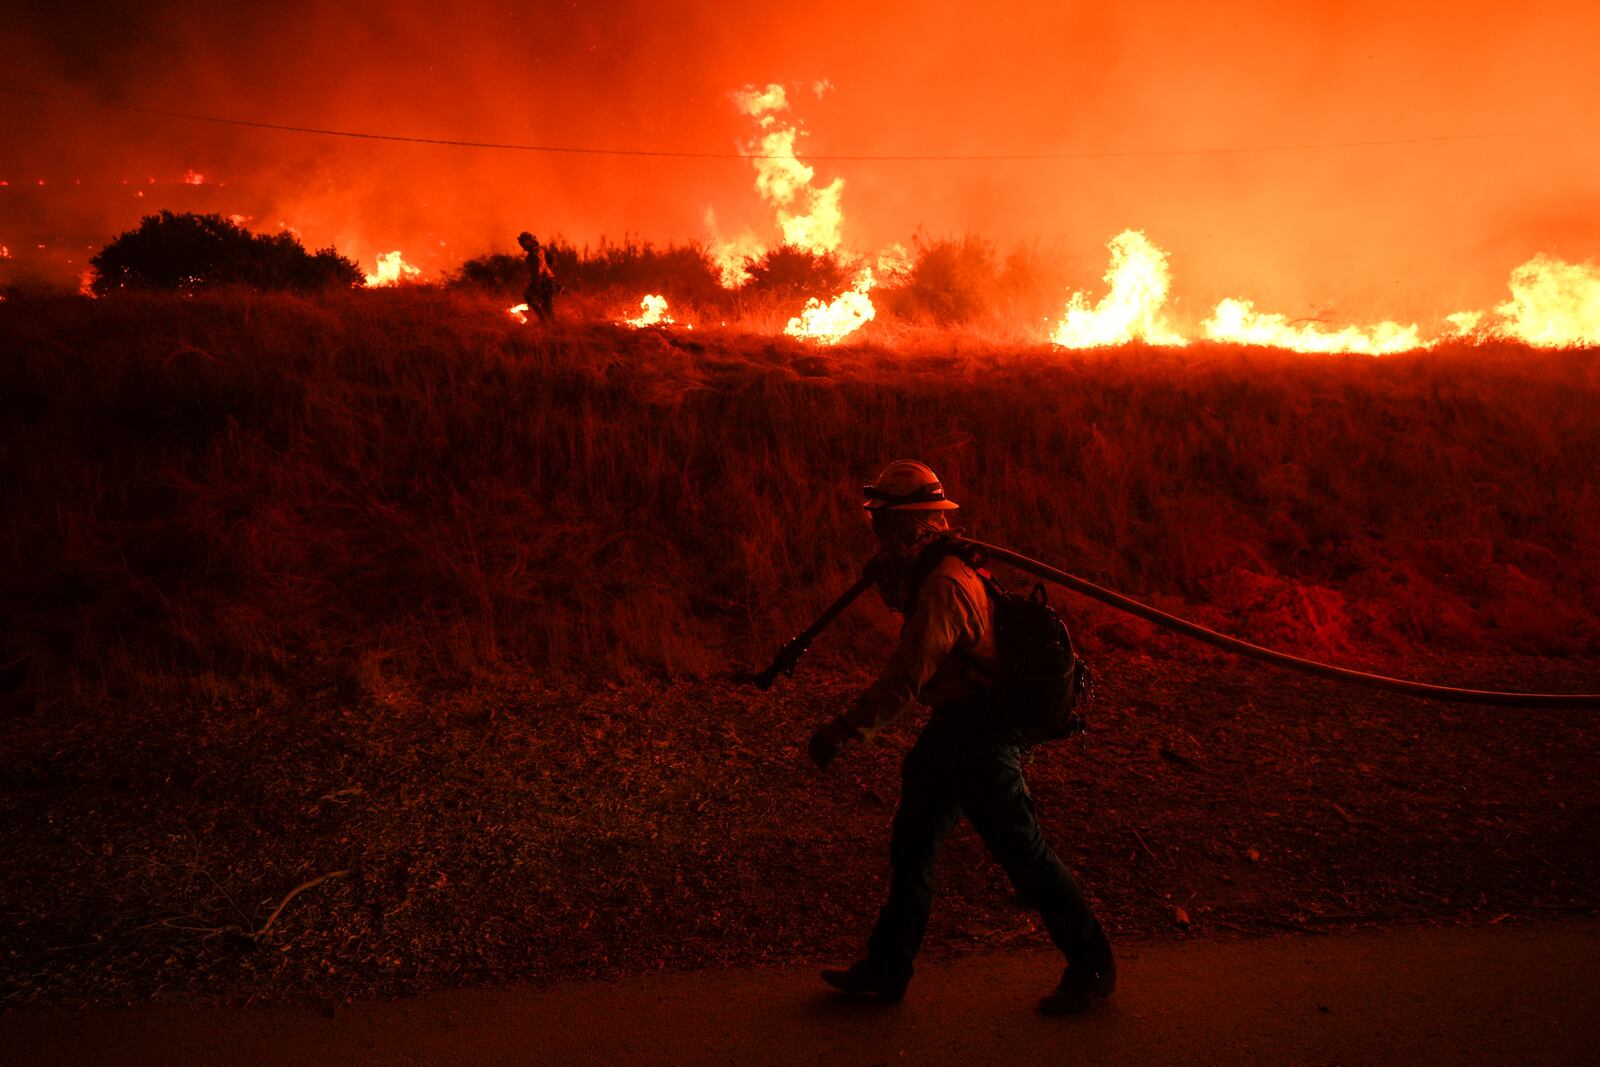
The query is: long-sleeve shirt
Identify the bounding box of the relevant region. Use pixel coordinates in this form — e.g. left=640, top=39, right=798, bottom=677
left=841, top=554, right=1000, bottom=741
left=526, top=248, right=555, bottom=280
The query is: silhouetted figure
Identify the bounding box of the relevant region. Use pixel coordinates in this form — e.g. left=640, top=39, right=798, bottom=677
left=518, top=231, right=556, bottom=323
left=807, top=461, right=1115, bottom=1015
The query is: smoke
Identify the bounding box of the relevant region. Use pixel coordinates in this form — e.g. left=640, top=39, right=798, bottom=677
left=3, top=0, right=1598, bottom=325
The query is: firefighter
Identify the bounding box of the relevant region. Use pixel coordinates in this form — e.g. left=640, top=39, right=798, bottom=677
left=517, top=231, right=557, bottom=323
left=808, top=460, right=1115, bottom=1015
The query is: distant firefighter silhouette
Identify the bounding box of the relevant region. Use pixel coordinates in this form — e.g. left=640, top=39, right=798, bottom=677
left=807, top=460, right=1115, bottom=1015
left=518, top=232, right=556, bottom=323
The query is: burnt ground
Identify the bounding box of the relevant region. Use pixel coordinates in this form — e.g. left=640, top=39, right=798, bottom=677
left=2, top=649, right=1597, bottom=1009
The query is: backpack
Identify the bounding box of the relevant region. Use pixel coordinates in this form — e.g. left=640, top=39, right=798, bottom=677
left=976, top=572, right=1090, bottom=744
left=906, top=538, right=1090, bottom=744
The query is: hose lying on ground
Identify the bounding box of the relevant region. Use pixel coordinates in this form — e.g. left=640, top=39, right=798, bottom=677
left=953, top=536, right=1600, bottom=710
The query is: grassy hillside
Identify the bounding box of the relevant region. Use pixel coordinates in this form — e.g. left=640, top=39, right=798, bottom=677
left=2, top=288, right=1597, bottom=698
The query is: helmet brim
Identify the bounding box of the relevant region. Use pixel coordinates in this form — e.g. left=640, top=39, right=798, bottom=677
left=863, top=499, right=960, bottom=511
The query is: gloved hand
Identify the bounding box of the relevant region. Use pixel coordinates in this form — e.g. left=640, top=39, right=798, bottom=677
left=807, top=727, right=841, bottom=771
left=807, top=716, right=855, bottom=772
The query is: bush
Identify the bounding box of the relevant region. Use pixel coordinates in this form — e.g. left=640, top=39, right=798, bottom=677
left=740, top=245, right=850, bottom=300
left=882, top=234, right=997, bottom=325
left=452, top=238, right=724, bottom=305
left=563, top=239, right=720, bottom=298
left=90, top=212, right=361, bottom=295
left=452, top=252, right=525, bottom=292
left=994, top=242, right=1079, bottom=320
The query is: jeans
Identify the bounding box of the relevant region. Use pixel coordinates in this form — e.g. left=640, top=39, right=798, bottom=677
left=864, top=695, right=1111, bottom=979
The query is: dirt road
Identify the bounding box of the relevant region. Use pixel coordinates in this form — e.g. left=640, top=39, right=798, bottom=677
left=7, top=920, right=1597, bottom=1066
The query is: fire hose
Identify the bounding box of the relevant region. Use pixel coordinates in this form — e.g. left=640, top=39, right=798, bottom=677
left=751, top=560, right=881, bottom=691
left=752, top=537, right=1600, bottom=709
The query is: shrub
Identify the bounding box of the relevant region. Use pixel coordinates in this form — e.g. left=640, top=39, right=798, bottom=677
left=995, top=241, right=1079, bottom=320
left=882, top=233, right=997, bottom=325
left=452, top=252, right=524, bottom=291
left=564, top=239, right=719, bottom=297
left=90, top=212, right=361, bottom=295
left=452, top=238, right=724, bottom=305
left=740, top=245, right=850, bottom=300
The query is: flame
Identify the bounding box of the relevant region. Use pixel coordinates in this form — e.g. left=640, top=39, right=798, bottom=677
left=693, top=81, right=868, bottom=314
left=874, top=243, right=913, bottom=283
left=730, top=83, right=788, bottom=117
left=726, top=80, right=877, bottom=344
left=1051, top=230, right=1186, bottom=348
left=732, top=83, right=844, bottom=256
left=708, top=237, right=760, bottom=288
left=1047, top=231, right=1600, bottom=353
left=703, top=209, right=763, bottom=288
left=785, top=268, right=877, bottom=345
left=363, top=250, right=421, bottom=287
left=0, top=245, right=10, bottom=259
left=1049, top=230, right=1427, bottom=354
left=1492, top=253, right=1600, bottom=346
left=1202, top=299, right=1422, bottom=354
left=622, top=293, right=675, bottom=327
left=183, top=169, right=206, bottom=186
left=506, top=303, right=529, bottom=324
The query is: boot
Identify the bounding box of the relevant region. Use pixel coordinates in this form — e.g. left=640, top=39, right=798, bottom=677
left=1037, top=955, right=1116, bottom=1015
left=820, top=959, right=909, bottom=1004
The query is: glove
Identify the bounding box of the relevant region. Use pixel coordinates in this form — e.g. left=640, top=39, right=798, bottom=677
left=806, top=716, right=855, bottom=772
left=807, top=728, right=841, bottom=771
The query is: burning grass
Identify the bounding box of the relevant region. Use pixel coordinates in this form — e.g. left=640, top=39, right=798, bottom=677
left=1, top=287, right=1597, bottom=702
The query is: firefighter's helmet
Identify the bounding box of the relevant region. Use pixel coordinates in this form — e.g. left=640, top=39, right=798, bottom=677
left=862, top=460, right=959, bottom=511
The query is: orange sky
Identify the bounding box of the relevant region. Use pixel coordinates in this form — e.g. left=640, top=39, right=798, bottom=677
left=4, top=0, right=1597, bottom=326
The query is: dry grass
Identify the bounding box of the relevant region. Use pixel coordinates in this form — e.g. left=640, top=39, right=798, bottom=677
left=2, top=286, right=1598, bottom=1007
left=1, top=287, right=1597, bottom=702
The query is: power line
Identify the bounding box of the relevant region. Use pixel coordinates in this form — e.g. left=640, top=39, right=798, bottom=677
left=0, top=83, right=1556, bottom=163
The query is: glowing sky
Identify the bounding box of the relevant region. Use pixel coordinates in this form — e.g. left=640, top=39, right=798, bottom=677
left=4, top=0, right=1597, bottom=324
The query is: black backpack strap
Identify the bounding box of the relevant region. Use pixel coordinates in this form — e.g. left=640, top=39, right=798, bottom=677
left=902, top=535, right=975, bottom=610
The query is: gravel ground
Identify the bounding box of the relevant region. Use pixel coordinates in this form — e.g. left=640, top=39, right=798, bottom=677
left=2, top=649, right=1596, bottom=1007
